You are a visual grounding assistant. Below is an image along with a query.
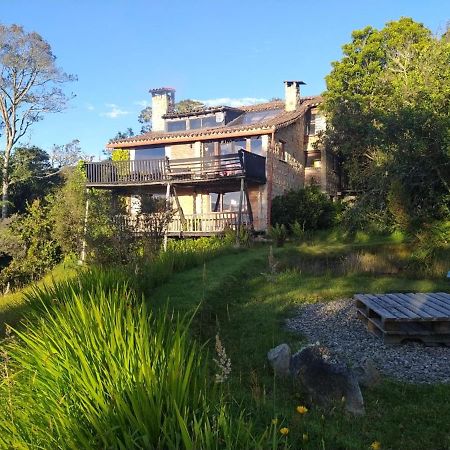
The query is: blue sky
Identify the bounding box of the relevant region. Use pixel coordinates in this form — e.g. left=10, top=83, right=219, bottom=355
left=2, top=0, right=449, bottom=160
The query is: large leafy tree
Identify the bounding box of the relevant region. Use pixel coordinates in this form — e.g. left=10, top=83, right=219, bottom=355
left=8, top=145, right=60, bottom=213
left=0, top=24, right=76, bottom=219
left=322, top=18, right=450, bottom=229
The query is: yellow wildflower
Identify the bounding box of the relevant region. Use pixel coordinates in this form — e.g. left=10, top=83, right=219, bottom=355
left=296, top=405, right=308, bottom=414
left=271, top=418, right=278, bottom=425
left=370, top=441, right=381, bottom=450
left=280, top=427, right=289, bottom=436
left=302, top=433, right=309, bottom=441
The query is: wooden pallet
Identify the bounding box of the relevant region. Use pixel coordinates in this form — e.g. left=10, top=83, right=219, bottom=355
left=354, top=292, right=450, bottom=345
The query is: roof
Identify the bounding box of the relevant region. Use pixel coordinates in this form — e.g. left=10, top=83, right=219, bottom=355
left=107, top=96, right=322, bottom=149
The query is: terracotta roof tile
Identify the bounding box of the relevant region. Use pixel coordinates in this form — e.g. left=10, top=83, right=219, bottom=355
left=107, top=96, right=322, bottom=149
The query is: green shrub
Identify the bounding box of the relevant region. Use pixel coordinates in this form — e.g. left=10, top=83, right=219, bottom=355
left=0, top=198, right=61, bottom=291
left=271, top=186, right=336, bottom=232
left=268, top=223, right=287, bottom=247
left=0, top=277, right=263, bottom=449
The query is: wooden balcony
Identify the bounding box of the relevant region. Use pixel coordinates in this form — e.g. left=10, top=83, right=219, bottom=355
left=85, top=150, right=266, bottom=189
left=115, top=212, right=251, bottom=237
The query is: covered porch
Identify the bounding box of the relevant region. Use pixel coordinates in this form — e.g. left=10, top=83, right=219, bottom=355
left=115, top=211, right=251, bottom=237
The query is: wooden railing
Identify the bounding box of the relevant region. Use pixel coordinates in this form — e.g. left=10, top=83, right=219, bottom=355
left=168, top=212, right=250, bottom=234
left=85, top=151, right=265, bottom=186
left=114, top=212, right=250, bottom=235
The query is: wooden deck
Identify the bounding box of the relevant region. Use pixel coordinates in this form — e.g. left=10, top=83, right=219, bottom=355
left=85, top=150, right=266, bottom=188
left=355, top=293, right=450, bottom=345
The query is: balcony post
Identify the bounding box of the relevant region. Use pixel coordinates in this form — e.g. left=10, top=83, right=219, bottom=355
left=236, top=177, right=245, bottom=246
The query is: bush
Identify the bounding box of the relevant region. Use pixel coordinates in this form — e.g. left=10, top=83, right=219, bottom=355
left=268, top=223, right=287, bottom=247
left=271, top=186, right=336, bottom=232
left=0, top=275, right=263, bottom=449
left=0, top=198, right=61, bottom=291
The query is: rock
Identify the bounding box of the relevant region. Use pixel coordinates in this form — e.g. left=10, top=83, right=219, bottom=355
left=291, top=345, right=365, bottom=416
left=267, top=343, right=291, bottom=377
left=354, top=358, right=381, bottom=388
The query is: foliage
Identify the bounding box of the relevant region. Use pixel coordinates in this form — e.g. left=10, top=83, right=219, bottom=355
left=50, top=139, right=86, bottom=168
left=109, top=128, right=135, bottom=143
left=111, top=148, right=130, bottom=161
left=268, top=223, right=287, bottom=247
left=0, top=198, right=61, bottom=290
left=410, top=221, right=450, bottom=276
left=6, top=146, right=61, bottom=214
left=51, top=164, right=87, bottom=256
left=0, top=24, right=75, bottom=218
left=271, top=186, right=336, bottom=231
left=152, top=241, right=449, bottom=450
left=0, top=277, right=261, bottom=449
left=322, top=18, right=450, bottom=230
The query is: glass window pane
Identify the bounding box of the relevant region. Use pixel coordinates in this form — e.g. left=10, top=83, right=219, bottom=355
left=201, top=116, right=217, bottom=128
left=250, top=137, right=264, bottom=155
left=167, top=120, right=187, bottom=132
left=134, top=147, right=165, bottom=160
left=189, top=118, right=201, bottom=129
left=203, top=142, right=215, bottom=158
left=223, top=192, right=247, bottom=212
left=233, top=139, right=247, bottom=152
left=220, top=141, right=233, bottom=155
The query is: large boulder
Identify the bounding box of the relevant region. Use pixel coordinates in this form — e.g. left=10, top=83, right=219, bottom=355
left=290, top=345, right=365, bottom=416
left=267, top=343, right=291, bottom=377
left=354, top=357, right=381, bottom=389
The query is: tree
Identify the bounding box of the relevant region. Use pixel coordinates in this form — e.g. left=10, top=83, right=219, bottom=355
left=50, top=139, right=86, bottom=168
left=8, top=145, right=60, bottom=213
left=321, top=18, right=450, bottom=230
left=0, top=24, right=76, bottom=219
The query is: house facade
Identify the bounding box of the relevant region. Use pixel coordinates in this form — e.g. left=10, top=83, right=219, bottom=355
left=85, top=81, right=340, bottom=235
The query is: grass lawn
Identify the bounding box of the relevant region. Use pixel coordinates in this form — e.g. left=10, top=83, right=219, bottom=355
left=0, top=260, right=80, bottom=336
left=151, top=240, right=450, bottom=450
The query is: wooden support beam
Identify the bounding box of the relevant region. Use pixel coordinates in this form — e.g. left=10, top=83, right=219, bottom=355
left=245, top=183, right=254, bottom=230
left=236, top=177, right=245, bottom=246
left=172, top=185, right=187, bottom=229
left=163, top=183, right=170, bottom=251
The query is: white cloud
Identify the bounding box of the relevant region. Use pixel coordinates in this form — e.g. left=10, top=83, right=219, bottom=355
left=101, top=103, right=130, bottom=119
left=198, top=97, right=268, bottom=108
left=85, top=103, right=95, bottom=111
left=134, top=99, right=150, bottom=108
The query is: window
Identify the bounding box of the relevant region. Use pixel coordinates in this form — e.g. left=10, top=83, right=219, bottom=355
left=134, top=147, right=165, bottom=160
left=308, top=114, right=316, bottom=135
left=250, top=136, right=264, bottom=155
left=189, top=118, right=202, bottom=129
left=233, top=139, right=247, bottom=152
left=231, top=109, right=283, bottom=126
left=203, top=142, right=216, bottom=158
left=167, top=120, right=187, bottom=132
left=201, top=115, right=217, bottom=128
left=279, top=141, right=286, bottom=161
left=220, top=141, right=233, bottom=155
left=209, top=192, right=247, bottom=212
left=313, top=159, right=321, bottom=168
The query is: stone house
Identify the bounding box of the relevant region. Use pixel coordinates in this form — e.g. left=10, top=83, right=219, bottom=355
left=85, top=81, right=340, bottom=235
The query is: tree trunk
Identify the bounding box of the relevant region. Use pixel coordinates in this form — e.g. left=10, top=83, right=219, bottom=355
left=1, top=143, right=12, bottom=220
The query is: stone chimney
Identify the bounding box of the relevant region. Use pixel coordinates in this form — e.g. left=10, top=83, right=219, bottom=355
left=284, top=81, right=305, bottom=111
left=149, top=87, right=175, bottom=131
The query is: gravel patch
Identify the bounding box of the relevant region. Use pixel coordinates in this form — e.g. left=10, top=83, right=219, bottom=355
left=286, top=299, right=450, bottom=384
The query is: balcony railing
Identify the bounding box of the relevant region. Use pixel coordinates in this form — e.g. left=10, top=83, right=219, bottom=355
left=85, top=151, right=266, bottom=187
left=114, top=211, right=250, bottom=236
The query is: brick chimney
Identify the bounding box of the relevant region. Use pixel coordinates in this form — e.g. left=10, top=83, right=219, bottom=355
left=149, top=87, right=175, bottom=131
left=284, top=81, right=305, bottom=111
